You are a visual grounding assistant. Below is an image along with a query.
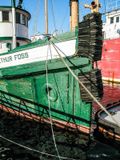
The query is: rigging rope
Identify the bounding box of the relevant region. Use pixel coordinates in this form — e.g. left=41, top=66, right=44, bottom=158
left=45, top=43, right=61, bottom=160
left=0, top=135, right=77, bottom=160
left=51, top=41, right=120, bottom=128
left=0, top=41, right=83, bottom=160
left=33, top=0, right=40, bottom=35
left=58, top=9, right=69, bottom=33
left=52, top=36, right=102, bottom=92
left=103, top=0, right=107, bottom=14
left=50, top=0, right=57, bottom=32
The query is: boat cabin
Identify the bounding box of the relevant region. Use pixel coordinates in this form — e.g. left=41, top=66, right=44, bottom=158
left=103, top=9, right=120, bottom=39
left=0, top=6, right=31, bottom=53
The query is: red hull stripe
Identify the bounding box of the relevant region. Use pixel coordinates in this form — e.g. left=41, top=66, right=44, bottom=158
left=98, top=126, right=120, bottom=141
left=0, top=104, right=90, bottom=134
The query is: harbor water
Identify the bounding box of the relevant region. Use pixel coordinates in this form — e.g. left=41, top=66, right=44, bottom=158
left=0, top=83, right=120, bottom=160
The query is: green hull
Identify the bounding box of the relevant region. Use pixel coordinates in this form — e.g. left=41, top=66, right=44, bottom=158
left=0, top=55, right=92, bottom=134
left=0, top=13, right=103, bottom=135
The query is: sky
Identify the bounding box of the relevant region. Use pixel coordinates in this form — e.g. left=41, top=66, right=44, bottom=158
left=0, top=0, right=117, bottom=37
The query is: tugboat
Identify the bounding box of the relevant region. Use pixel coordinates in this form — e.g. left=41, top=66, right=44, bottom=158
left=0, top=0, right=103, bottom=138
left=98, top=0, right=120, bottom=83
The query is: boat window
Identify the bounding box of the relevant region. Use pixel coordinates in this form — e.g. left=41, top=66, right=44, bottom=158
left=110, top=17, right=114, bottom=24
left=21, top=14, right=28, bottom=27
left=7, top=43, right=12, bottom=50
left=25, top=17, right=28, bottom=27
left=116, top=17, right=119, bottom=23
left=16, top=12, right=21, bottom=24
left=22, top=14, right=26, bottom=25
left=2, top=11, right=9, bottom=22
left=16, top=42, right=20, bottom=47
left=0, top=43, right=2, bottom=49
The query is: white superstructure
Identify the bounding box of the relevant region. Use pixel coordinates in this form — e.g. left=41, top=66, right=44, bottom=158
left=0, top=6, right=31, bottom=53
left=0, top=39, right=76, bottom=69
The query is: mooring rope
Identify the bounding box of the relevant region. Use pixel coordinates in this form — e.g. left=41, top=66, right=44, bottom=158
left=51, top=41, right=120, bottom=128
left=45, top=43, right=61, bottom=160
left=0, top=41, right=83, bottom=160
left=0, top=135, right=78, bottom=160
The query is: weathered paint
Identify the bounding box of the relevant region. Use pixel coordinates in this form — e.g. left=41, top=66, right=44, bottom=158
left=0, top=30, right=93, bottom=134
left=0, top=104, right=90, bottom=134
left=100, top=8, right=120, bottom=83
left=0, top=55, right=92, bottom=131
left=98, top=38, right=120, bottom=83
left=0, top=39, right=76, bottom=68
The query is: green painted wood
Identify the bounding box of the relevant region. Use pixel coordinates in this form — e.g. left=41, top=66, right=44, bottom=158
left=0, top=55, right=92, bottom=128
left=0, top=29, right=94, bottom=131
left=0, top=71, right=92, bottom=128
left=0, top=56, right=91, bottom=78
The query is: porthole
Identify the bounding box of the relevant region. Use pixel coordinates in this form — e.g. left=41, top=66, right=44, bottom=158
left=44, top=83, right=58, bottom=102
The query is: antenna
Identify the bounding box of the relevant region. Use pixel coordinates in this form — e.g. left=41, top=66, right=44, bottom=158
left=17, top=0, right=23, bottom=8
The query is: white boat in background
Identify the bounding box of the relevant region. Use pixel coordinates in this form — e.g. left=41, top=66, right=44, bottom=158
left=96, top=101, right=120, bottom=142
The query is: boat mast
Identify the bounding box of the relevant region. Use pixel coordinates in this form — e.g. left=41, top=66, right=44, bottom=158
left=70, top=0, right=79, bottom=31
left=45, top=0, right=48, bottom=34
left=11, top=0, right=16, bottom=49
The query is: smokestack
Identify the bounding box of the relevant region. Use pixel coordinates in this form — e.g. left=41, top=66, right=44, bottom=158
left=70, top=0, right=79, bottom=31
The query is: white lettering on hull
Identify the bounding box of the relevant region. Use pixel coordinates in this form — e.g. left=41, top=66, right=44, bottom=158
left=0, top=56, right=12, bottom=63
left=0, top=40, right=76, bottom=68
left=14, top=52, right=29, bottom=60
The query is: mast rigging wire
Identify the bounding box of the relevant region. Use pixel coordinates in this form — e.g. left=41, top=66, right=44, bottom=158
left=33, top=0, right=40, bottom=35
left=50, top=0, right=57, bottom=32
left=103, top=0, right=107, bottom=14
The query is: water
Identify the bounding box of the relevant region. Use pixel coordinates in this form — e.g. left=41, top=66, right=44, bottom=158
left=0, top=83, right=120, bottom=160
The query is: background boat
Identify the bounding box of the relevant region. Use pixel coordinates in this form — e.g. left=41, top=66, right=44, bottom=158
left=95, top=101, right=120, bottom=142
left=98, top=0, right=120, bottom=83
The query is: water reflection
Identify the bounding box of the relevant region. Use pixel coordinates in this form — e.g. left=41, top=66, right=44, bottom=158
left=94, top=83, right=120, bottom=112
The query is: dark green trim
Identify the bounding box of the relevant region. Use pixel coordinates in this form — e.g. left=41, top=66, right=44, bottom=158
left=17, top=37, right=31, bottom=42
left=0, top=56, right=91, bottom=79
left=16, top=8, right=31, bottom=20
left=0, top=6, right=12, bottom=9
left=11, top=0, right=16, bottom=8
left=0, top=89, right=91, bottom=128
